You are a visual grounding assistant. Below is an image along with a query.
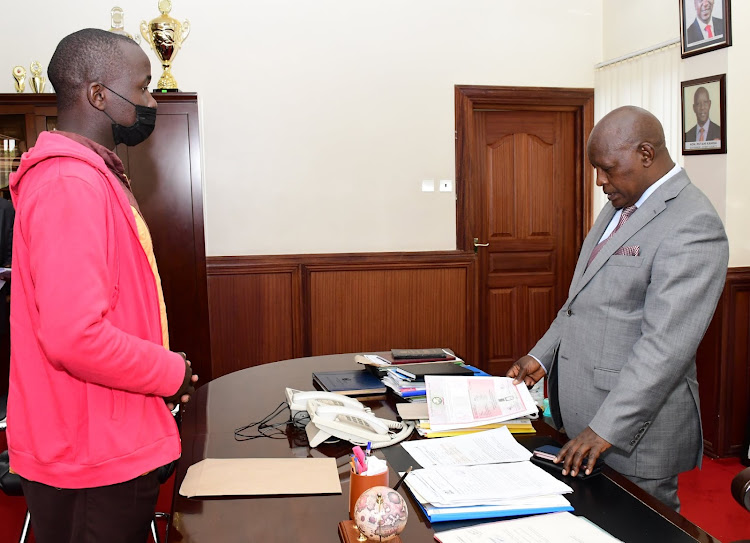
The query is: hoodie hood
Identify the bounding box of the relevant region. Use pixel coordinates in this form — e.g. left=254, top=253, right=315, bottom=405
left=10, top=131, right=112, bottom=204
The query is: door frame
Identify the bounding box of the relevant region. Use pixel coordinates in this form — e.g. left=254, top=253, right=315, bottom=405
left=454, top=85, right=595, bottom=366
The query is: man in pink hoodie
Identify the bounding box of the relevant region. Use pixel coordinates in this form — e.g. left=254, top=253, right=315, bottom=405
left=7, top=28, right=197, bottom=543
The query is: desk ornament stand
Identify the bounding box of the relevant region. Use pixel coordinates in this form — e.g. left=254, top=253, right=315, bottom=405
left=339, top=454, right=408, bottom=543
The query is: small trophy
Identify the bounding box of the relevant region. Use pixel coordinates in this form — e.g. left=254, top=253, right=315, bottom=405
left=141, top=0, right=190, bottom=91
left=30, top=61, right=45, bottom=93
left=108, top=6, right=141, bottom=44
left=12, top=66, right=26, bottom=93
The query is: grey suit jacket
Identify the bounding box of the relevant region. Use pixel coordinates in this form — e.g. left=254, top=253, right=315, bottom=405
left=530, top=170, right=728, bottom=478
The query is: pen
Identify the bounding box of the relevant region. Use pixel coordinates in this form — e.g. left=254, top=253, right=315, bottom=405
left=392, top=466, right=413, bottom=491
left=366, top=442, right=372, bottom=457
left=349, top=457, right=357, bottom=474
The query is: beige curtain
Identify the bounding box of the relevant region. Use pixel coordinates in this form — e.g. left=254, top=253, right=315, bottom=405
left=593, top=43, right=681, bottom=212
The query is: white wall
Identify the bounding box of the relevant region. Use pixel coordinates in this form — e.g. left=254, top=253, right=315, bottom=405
left=0, top=0, right=602, bottom=255
left=725, top=0, right=750, bottom=267
left=602, top=0, right=676, bottom=60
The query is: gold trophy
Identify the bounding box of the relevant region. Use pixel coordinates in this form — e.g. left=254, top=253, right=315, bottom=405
left=108, top=6, right=141, bottom=44
left=12, top=66, right=26, bottom=93
left=140, top=0, right=190, bottom=90
left=30, top=61, right=45, bottom=93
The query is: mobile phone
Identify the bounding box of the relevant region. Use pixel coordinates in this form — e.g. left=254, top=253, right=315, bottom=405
left=531, top=445, right=602, bottom=479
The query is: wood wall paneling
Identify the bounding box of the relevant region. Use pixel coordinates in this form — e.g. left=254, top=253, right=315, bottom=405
left=307, top=266, right=468, bottom=356
left=697, top=267, right=750, bottom=458
left=207, top=253, right=474, bottom=379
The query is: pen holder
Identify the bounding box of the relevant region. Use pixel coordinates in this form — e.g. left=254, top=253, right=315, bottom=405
left=349, top=468, right=389, bottom=520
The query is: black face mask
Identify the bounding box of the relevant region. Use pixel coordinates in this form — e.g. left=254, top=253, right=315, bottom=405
left=100, top=83, right=157, bottom=146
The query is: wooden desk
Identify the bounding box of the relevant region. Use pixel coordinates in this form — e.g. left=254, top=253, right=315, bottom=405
left=169, top=354, right=719, bottom=542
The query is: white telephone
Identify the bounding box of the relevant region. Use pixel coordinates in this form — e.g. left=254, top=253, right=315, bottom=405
left=285, top=388, right=414, bottom=449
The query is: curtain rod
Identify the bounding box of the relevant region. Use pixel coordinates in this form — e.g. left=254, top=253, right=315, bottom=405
left=595, top=37, right=680, bottom=69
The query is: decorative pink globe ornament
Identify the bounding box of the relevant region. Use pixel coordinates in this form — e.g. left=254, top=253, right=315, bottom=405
left=353, top=485, right=408, bottom=541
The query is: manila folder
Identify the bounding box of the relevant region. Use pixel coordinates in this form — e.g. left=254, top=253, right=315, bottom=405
left=179, top=457, right=341, bottom=498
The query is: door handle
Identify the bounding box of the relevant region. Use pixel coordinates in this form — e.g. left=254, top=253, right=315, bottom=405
left=473, top=237, right=489, bottom=253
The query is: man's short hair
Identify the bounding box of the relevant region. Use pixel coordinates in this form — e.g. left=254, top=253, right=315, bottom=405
left=693, top=87, right=710, bottom=102
left=48, top=28, right=138, bottom=110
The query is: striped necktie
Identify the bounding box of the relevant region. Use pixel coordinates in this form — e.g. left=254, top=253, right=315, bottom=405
left=587, top=205, right=637, bottom=267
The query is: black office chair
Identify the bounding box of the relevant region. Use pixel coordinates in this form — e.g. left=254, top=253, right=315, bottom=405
left=0, top=450, right=31, bottom=543
left=731, top=466, right=750, bottom=543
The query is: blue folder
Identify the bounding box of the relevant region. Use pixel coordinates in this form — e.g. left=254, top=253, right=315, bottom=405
left=415, top=498, right=573, bottom=522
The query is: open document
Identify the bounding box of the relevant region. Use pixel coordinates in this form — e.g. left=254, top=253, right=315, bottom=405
left=434, top=511, right=623, bottom=543
left=426, top=375, right=538, bottom=432
left=402, top=426, right=531, bottom=468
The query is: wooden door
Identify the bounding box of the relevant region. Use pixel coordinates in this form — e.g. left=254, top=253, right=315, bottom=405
left=455, top=87, right=594, bottom=376
left=477, top=110, right=576, bottom=375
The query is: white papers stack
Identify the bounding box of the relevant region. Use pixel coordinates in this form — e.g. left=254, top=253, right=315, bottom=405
left=434, top=511, right=624, bottom=543
left=402, top=427, right=532, bottom=468
left=407, top=462, right=572, bottom=505
left=425, top=375, right=538, bottom=432
left=399, top=427, right=573, bottom=522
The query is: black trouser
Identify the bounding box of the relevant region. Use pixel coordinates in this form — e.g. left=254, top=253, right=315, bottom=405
left=20, top=471, right=160, bottom=543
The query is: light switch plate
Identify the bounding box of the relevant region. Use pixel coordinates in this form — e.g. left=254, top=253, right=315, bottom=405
left=422, top=179, right=435, bottom=192
left=439, top=180, right=453, bottom=192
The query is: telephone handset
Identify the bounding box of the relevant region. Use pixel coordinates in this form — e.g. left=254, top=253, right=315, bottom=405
left=285, top=388, right=371, bottom=417
left=285, top=388, right=414, bottom=449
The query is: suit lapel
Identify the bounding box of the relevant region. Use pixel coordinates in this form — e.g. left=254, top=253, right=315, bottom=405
left=570, top=204, right=615, bottom=292
left=569, top=171, right=690, bottom=300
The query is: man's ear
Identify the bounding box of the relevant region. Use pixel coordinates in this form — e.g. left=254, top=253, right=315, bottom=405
left=88, top=82, right=107, bottom=111
left=639, top=142, right=655, bottom=167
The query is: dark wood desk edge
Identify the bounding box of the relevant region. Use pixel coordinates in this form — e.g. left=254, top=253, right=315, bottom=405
left=533, top=419, right=719, bottom=543
left=601, top=468, right=719, bottom=543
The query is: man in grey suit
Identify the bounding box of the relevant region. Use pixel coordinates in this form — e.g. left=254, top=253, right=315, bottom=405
left=685, top=87, right=721, bottom=143
left=507, top=106, right=728, bottom=511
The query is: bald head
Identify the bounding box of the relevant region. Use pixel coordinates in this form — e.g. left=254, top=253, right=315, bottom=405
left=587, top=106, right=675, bottom=209
left=48, top=28, right=139, bottom=111
left=589, top=106, right=667, bottom=157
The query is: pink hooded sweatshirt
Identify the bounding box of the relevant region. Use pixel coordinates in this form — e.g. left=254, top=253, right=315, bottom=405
left=7, top=131, right=186, bottom=489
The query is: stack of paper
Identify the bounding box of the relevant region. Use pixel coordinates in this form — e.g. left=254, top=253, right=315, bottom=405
left=382, top=368, right=428, bottom=401
left=399, top=427, right=573, bottom=522
left=434, top=511, right=624, bottom=542
left=396, top=391, right=536, bottom=438
left=416, top=417, right=535, bottom=438
left=425, top=375, right=538, bottom=433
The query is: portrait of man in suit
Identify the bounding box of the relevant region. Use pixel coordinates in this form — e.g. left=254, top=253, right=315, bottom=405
left=686, top=0, right=725, bottom=45
left=508, top=106, right=729, bottom=511
left=682, top=76, right=726, bottom=153
left=684, top=87, right=721, bottom=143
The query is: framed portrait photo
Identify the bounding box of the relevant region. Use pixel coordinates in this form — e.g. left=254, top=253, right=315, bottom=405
left=681, top=74, right=726, bottom=155
left=680, top=0, right=732, bottom=58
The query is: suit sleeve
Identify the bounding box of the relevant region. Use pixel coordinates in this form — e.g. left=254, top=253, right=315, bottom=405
left=588, top=207, right=728, bottom=452
left=24, top=172, right=185, bottom=397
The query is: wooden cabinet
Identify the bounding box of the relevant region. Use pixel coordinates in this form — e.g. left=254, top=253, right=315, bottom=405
left=0, top=92, right=211, bottom=392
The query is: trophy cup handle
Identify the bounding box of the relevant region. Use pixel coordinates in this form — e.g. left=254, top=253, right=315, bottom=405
left=140, top=20, right=153, bottom=46
left=181, top=19, right=191, bottom=43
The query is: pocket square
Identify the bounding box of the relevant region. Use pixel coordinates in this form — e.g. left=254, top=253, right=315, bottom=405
left=614, top=245, right=640, bottom=256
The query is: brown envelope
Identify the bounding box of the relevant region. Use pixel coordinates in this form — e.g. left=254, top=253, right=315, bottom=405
left=178, top=457, right=342, bottom=498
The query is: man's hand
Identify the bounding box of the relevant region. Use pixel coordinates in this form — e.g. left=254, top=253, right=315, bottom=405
left=165, top=353, right=199, bottom=410
left=556, top=426, right=611, bottom=477
left=506, top=355, right=545, bottom=387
